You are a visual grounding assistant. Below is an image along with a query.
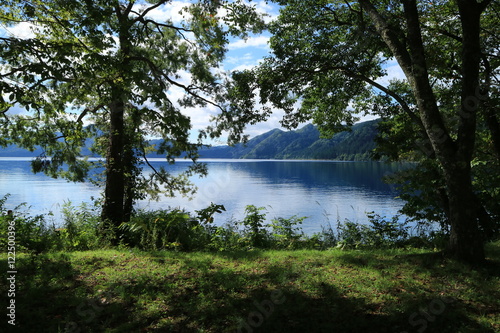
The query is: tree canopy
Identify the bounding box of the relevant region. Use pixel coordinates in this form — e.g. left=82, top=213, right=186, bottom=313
left=216, top=0, right=500, bottom=262
left=0, top=0, right=265, bottom=241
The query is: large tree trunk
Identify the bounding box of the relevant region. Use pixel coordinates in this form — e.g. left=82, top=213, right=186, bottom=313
left=443, top=163, right=485, bottom=262
left=444, top=0, right=489, bottom=263
left=361, top=0, right=488, bottom=262
left=405, top=0, right=485, bottom=263
left=100, top=4, right=132, bottom=242
left=101, top=88, right=126, bottom=242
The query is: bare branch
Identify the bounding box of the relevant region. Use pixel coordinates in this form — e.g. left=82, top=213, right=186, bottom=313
left=342, top=69, right=421, bottom=124
left=131, top=0, right=169, bottom=23
left=422, top=24, right=462, bottom=43
left=135, top=17, right=194, bottom=44
left=140, top=149, right=173, bottom=187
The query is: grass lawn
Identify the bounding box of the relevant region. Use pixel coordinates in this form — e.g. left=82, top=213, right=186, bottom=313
left=1, top=241, right=499, bottom=332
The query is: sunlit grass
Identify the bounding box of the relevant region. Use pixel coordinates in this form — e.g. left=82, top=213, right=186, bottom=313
left=1, top=242, right=499, bottom=332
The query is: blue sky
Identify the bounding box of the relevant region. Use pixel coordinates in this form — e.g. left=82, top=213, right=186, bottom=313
left=187, top=1, right=283, bottom=142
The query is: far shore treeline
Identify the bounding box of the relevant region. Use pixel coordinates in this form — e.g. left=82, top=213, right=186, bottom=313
left=0, top=120, right=379, bottom=161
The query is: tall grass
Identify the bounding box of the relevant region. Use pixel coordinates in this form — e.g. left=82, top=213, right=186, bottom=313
left=0, top=193, right=449, bottom=254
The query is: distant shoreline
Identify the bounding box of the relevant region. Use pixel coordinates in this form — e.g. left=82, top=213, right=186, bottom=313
left=0, top=156, right=379, bottom=163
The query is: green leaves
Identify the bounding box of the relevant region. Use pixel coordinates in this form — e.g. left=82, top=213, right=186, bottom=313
left=0, top=0, right=269, bottom=219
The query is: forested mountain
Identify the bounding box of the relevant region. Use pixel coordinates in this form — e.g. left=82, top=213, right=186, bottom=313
left=0, top=119, right=380, bottom=160
left=0, top=141, right=94, bottom=157
left=198, top=119, right=380, bottom=160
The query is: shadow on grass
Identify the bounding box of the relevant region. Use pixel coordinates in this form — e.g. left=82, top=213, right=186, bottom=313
left=332, top=248, right=500, bottom=333
left=1, top=246, right=498, bottom=332
left=146, top=248, right=267, bottom=261
left=100, top=259, right=398, bottom=332
left=334, top=247, right=500, bottom=278
left=0, top=253, right=118, bottom=333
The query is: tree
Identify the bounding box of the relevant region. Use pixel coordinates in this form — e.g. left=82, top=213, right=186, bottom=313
left=214, top=0, right=499, bottom=263
left=0, top=0, right=264, bottom=242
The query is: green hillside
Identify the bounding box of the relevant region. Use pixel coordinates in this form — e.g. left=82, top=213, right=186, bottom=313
left=0, top=120, right=380, bottom=161
left=199, top=119, right=380, bottom=160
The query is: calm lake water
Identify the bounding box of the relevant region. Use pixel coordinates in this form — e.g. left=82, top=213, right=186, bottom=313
left=0, top=158, right=407, bottom=234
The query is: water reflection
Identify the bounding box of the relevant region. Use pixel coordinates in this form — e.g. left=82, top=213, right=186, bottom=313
left=145, top=160, right=407, bottom=233
left=220, top=160, right=399, bottom=192
left=0, top=159, right=99, bottom=218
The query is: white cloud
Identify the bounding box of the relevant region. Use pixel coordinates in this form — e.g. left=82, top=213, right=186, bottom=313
left=255, top=0, right=279, bottom=23
left=225, top=52, right=254, bottom=65
left=230, top=63, right=257, bottom=72
left=0, top=1, right=285, bottom=144
left=131, top=1, right=191, bottom=23
left=255, top=1, right=275, bottom=14
left=0, top=22, right=37, bottom=39
left=243, top=109, right=287, bottom=137
left=376, top=58, right=407, bottom=86
left=230, top=53, right=263, bottom=72
left=228, top=36, right=270, bottom=50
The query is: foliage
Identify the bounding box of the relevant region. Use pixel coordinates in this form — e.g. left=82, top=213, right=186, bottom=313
left=1, top=193, right=452, bottom=254
left=119, top=209, right=210, bottom=251
left=0, top=195, right=112, bottom=253
left=375, top=109, right=500, bottom=241
left=195, top=202, right=226, bottom=224
left=0, top=195, right=56, bottom=253
left=212, top=0, right=500, bottom=262
left=0, top=0, right=266, bottom=235
left=57, top=200, right=108, bottom=251
left=240, top=205, right=270, bottom=247
left=206, top=219, right=243, bottom=252
left=270, top=215, right=306, bottom=249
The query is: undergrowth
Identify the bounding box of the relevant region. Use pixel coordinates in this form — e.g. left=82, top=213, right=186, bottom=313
left=0, top=194, right=448, bottom=253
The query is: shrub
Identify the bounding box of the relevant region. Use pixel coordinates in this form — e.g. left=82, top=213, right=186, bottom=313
left=311, top=223, right=338, bottom=250
left=58, top=201, right=105, bottom=250
left=240, top=205, right=270, bottom=248
left=1, top=194, right=443, bottom=253
left=207, top=218, right=245, bottom=251
left=335, top=214, right=411, bottom=249
left=336, top=220, right=372, bottom=249
left=0, top=195, right=56, bottom=253
left=270, top=215, right=306, bottom=249
left=366, top=212, right=410, bottom=247
left=119, top=208, right=211, bottom=251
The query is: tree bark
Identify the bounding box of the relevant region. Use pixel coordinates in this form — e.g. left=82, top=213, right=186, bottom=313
left=443, top=163, right=485, bottom=262
left=444, top=0, right=488, bottom=263
left=100, top=3, right=133, bottom=242
left=101, top=88, right=125, bottom=242
left=361, top=0, right=488, bottom=262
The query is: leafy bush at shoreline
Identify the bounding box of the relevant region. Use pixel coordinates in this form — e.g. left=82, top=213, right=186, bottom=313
left=0, top=195, right=57, bottom=253
left=1, top=195, right=449, bottom=254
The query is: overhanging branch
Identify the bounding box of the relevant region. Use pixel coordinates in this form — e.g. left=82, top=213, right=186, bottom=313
left=127, top=55, right=224, bottom=112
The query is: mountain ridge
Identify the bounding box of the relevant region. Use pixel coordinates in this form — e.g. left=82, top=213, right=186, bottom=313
left=0, top=119, right=380, bottom=161
left=197, top=119, right=380, bottom=160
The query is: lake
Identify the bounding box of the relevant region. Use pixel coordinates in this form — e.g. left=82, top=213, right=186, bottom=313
left=0, top=158, right=407, bottom=234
